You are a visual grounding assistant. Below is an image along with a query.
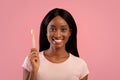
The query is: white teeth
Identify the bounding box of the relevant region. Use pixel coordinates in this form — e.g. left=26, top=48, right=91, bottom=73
left=53, top=39, right=62, bottom=43
left=55, top=40, right=62, bottom=42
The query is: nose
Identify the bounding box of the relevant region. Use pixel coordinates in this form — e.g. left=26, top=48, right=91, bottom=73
left=54, top=30, right=62, bottom=38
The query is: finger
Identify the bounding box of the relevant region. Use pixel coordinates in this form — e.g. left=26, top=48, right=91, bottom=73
left=30, top=52, right=39, bottom=58
left=30, top=48, right=38, bottom=52
left=29, top=52, right=39, bottom=58
left=29, top=54, right=39, bottom=62
left=30, top=48, right=38, bottom=55
left=29, top=55, right=36, bottom=60
left=31, top=51, right=38, bottom=55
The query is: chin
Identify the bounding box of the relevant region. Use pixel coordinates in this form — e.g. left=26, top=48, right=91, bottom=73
left=52, top=45, right=64, bottom=49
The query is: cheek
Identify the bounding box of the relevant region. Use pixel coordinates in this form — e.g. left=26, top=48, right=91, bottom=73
left=46, top=32, right=49, bottom=37
left=64, top=33, right=71, bottom=41
left=46, top=32, right=53, bottom=41
left=66, top=32, right=71, bottom=42
left=46, top=30, right=51, bottom=37
left=46, top=32, right=50, bottom=41
left=65, top=32, right=71, bottom=38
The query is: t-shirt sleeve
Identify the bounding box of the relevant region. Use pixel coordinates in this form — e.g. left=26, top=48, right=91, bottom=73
left=80, top=60, right=90, bottom=79
left=22, top=56, right=32, bottom=72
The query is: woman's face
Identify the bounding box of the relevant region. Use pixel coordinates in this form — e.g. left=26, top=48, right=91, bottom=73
left=47, top=16, right=71, bottom=49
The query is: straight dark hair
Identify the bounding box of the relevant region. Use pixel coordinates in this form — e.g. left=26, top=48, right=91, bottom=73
left=39, top=8, right=79, bottom=57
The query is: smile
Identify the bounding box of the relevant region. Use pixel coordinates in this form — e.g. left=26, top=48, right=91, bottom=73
left=52, top=38, right=63, bottom=43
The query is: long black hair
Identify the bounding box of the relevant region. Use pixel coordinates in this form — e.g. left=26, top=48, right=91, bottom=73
left=39, top=8, right=79, bottom=57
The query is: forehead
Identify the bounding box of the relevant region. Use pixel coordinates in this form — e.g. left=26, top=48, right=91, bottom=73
left=48, top=16, right=68, bottom=26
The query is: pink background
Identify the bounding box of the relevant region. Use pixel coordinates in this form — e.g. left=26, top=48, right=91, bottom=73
left=0, top=0, right=120, bottom=80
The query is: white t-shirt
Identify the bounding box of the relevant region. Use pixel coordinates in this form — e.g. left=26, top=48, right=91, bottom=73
left=22, top=51, right=89, bottom=80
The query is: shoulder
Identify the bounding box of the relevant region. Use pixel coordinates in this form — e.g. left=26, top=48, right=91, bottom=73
left=70, top=53, right=90, bottom=78
left=39, top=51, right=44, bottom=56
left=70, top=54, right=88, bottom=66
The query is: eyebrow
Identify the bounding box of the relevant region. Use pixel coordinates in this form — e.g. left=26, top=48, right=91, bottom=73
left=49, top=25, right=55, bottom=27
left=61, top=25, right=68, bottom=27
left=50, top=25, right=68, bottom=27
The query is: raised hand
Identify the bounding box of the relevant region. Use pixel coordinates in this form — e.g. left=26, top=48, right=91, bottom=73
left=29, top=48, right=40, bottom=73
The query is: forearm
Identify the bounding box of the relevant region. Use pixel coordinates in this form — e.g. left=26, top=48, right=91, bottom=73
left=29, top=71, right=37, bottom=80
left=80, top=75, right=88, bottom=80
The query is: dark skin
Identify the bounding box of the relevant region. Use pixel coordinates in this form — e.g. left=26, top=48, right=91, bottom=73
left=23, top=16, right=88, bottom=80
left=81, top=75, right=88, bottom=80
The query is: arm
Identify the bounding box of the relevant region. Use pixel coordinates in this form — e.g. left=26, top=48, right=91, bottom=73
left=80, top=75, right=88, bottom=80
left=23, top=48, right=39, bottom=80
left=23, top=68, right=30, bottom=80
left=23, top=68, right=37, bottom=80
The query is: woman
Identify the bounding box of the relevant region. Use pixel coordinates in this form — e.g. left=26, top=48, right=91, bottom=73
left=22, top=8, right=89, bottom=80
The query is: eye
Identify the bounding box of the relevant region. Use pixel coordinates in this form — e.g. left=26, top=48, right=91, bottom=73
left=61, top=28, right=67, bottom=32
left=49, top=27, right=56, bottom=32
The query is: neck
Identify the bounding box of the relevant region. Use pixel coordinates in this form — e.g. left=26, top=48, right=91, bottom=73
left=45, top=46, right=68, bottom=57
